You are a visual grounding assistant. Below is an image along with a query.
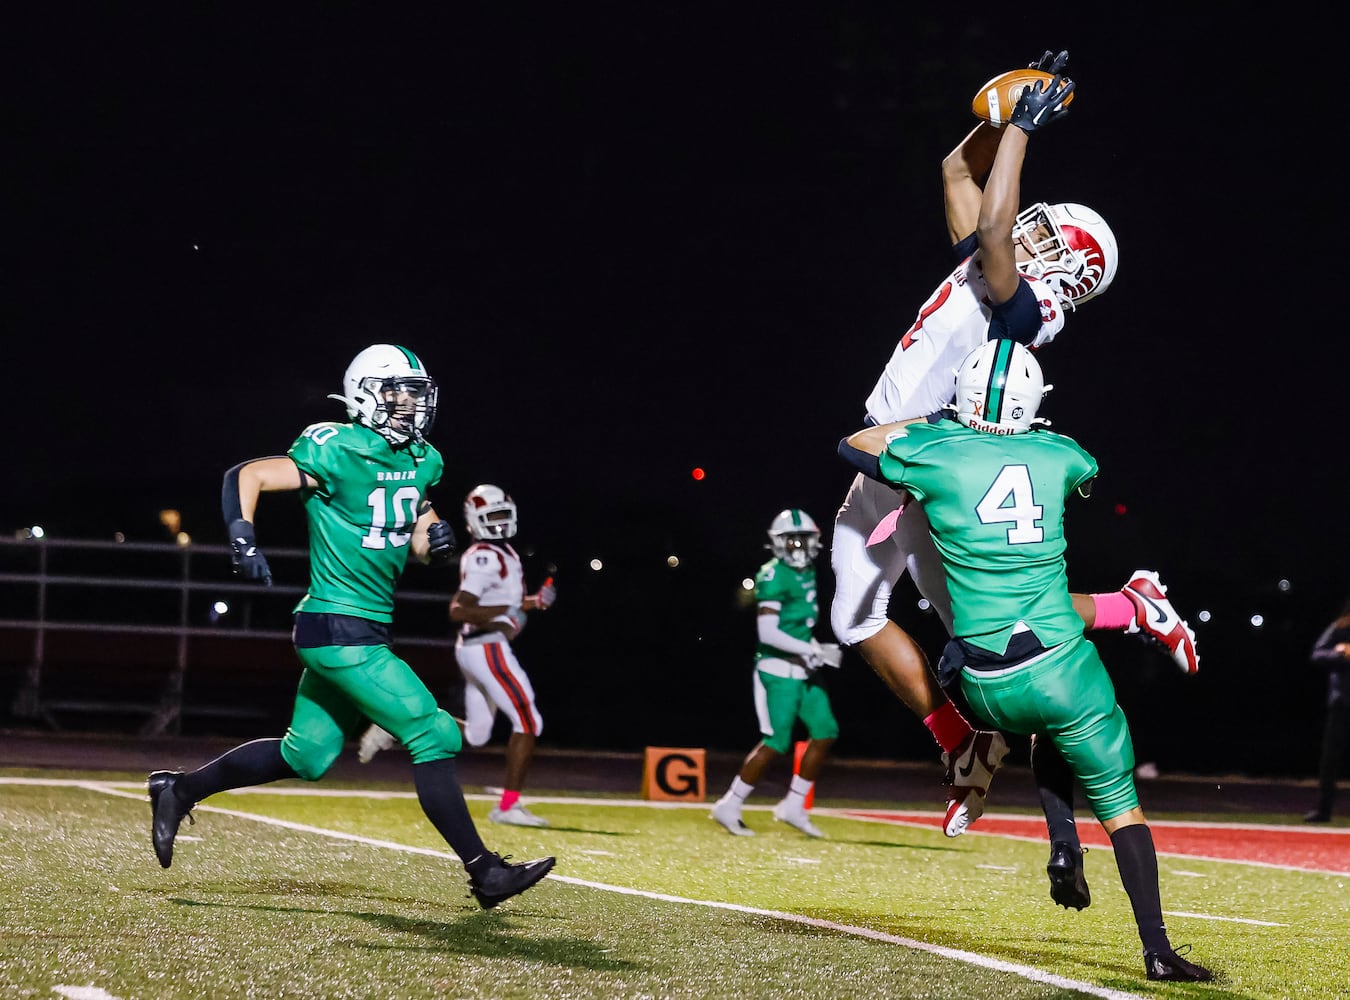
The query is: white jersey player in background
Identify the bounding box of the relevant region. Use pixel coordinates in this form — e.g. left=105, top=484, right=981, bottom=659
left=360, top=483, right=557, bottom=828
left=829, top=50, right=1199, bottom=841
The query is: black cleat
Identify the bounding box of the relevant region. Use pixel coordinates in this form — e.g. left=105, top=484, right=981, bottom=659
left=1303, top=809, right=1332, bottom=823
left=468, top=852, right=556, bottom=910
left=1144, top=945, right=1214, bottom=982
left=1046, top=840, right=1090, bottom=910
left=148, top=770, right=194, bottom=869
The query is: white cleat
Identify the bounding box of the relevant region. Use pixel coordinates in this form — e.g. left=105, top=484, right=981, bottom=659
left=710, top=796, right=755, bottom=837
left=772, top=800, right=825, bottom=838
left=489, top=803, right=550, bottom=828
left=1122, top=569, right=1199, bottom=675
left=357, top=724, right=396, bottom=764
left=941, top=730, right=1009, bottom=837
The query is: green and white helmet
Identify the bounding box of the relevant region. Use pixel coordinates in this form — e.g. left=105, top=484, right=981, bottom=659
left=328, top=344, right=438, bottom=446
left=768, top=508, right=821, bottom=570
left=955, top=339, right=1051, bottom=435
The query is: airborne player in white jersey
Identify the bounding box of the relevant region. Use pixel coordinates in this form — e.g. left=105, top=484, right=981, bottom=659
left=828, top=51, right=1200, bottom=856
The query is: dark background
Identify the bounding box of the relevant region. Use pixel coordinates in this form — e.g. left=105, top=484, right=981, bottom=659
left=5, top=9, right=1346, bottom=776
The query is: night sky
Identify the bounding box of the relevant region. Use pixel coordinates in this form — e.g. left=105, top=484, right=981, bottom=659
left=8, top=10, right=1346, bottom=770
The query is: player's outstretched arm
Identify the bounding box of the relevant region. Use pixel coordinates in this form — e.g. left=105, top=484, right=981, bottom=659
left=976, top=123, right=1030, bottom=307
left=942, top=123, right=1003, bottom=246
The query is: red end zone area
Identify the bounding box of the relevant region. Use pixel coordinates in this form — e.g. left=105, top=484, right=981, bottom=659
left=843, top=811, right=1350, bottom=875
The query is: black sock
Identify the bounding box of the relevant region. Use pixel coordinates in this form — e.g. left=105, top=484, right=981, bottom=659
left=1031, top=735, right=1079, bottom=846
left=179, top=738, right=296, bottom=803
left=412, top=758, right=489, bottom=872
left=1110, top=823, right=1169, bottom=953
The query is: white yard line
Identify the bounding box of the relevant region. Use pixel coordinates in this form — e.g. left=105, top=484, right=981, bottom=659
left=13, top=777, right=1153, bottom=1000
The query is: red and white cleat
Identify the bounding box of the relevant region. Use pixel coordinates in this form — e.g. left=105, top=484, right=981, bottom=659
left=941, top=730, right=1009, bottom=838
left=1122, top=570, right=1199, bottom=675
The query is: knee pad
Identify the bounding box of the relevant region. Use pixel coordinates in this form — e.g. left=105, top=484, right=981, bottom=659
left=831, top=609, right=886, bottom=649
left=762, top=729, right=793, bottom=755
left=404, top=708, right=464, bottom=763
left=280, top=730, right=344, bottom=782
left=464, top=719, right=492, bottom=747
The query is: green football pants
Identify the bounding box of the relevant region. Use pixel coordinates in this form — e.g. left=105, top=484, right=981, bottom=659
left=960, top=635, right=1139, bottom=822
left=281, top=643, right=463, bottom=780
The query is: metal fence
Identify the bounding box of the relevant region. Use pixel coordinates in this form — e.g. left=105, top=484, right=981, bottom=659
left=0, top=535, right=456, bottom=736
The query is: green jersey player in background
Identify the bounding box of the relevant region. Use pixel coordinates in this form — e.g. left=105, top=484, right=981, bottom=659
left=838, top=340, right=1213, bottom=983
left=710, top=509, right=843, bottom=838
left=146, top=344, right=554, bottom=910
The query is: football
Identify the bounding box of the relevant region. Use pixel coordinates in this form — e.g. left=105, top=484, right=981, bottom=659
left=971, top=68, right=1074, bottom=126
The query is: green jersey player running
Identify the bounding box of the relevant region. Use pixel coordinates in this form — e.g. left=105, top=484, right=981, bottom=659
left=839, top=339, right=1213, bottom=983
left=146, top=344, right=554, bottom=910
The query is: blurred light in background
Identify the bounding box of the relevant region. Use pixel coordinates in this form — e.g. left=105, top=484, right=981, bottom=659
left=691, top=467, right=706, bottom=481
left=741, top=578, right=754, bottom=591
left=589, top=558, right=603, bottom=571
left=1250, top=614, right=1265, bottom=628
left=666, top=555, right=680, bottom=568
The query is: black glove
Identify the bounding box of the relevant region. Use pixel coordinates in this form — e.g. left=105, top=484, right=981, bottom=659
left=1010, top=74, right=1075, bottom=133
left=426, top=519, right=456, bottom=566
left=1029, top=49, right=1069, bottom=74
left=227, top=518, right=273, bottom=585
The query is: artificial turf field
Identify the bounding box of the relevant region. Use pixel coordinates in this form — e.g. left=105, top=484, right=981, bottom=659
left=2, top=772, right=1347, bottom=999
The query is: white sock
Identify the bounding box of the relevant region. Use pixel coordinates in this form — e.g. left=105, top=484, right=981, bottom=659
left=728, top=777, right=754, bottom=802
left=785, top=774, right=813, bottom=809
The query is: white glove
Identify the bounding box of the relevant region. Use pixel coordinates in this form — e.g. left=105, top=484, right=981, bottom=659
left=534, top=578, right=556, bottom=610
left=812, top=640, right=844, bottom=668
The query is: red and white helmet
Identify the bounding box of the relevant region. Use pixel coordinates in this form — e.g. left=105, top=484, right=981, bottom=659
left=464, top=484, right=518, bottom=540
left=1013, top=202, right=1118, bottom=310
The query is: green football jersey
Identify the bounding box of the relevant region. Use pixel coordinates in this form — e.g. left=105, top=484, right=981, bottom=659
left=286, top=421, right=445, bottom=622
left=877, top=420, right=1097, bottom=655
left=755, top=558, right=818, bottom=662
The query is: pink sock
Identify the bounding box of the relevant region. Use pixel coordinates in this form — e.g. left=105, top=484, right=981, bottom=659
left=924, top=701, right=972, bottom=754
left=499, top=790, right=520, bottom=811
left=1091, top=591, right=1136, bottom=631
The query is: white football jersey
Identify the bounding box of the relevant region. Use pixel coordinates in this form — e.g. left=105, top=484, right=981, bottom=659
left=457, top=541, right=525, bottom=639
left=864, top=252, right=1065, bottom=425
